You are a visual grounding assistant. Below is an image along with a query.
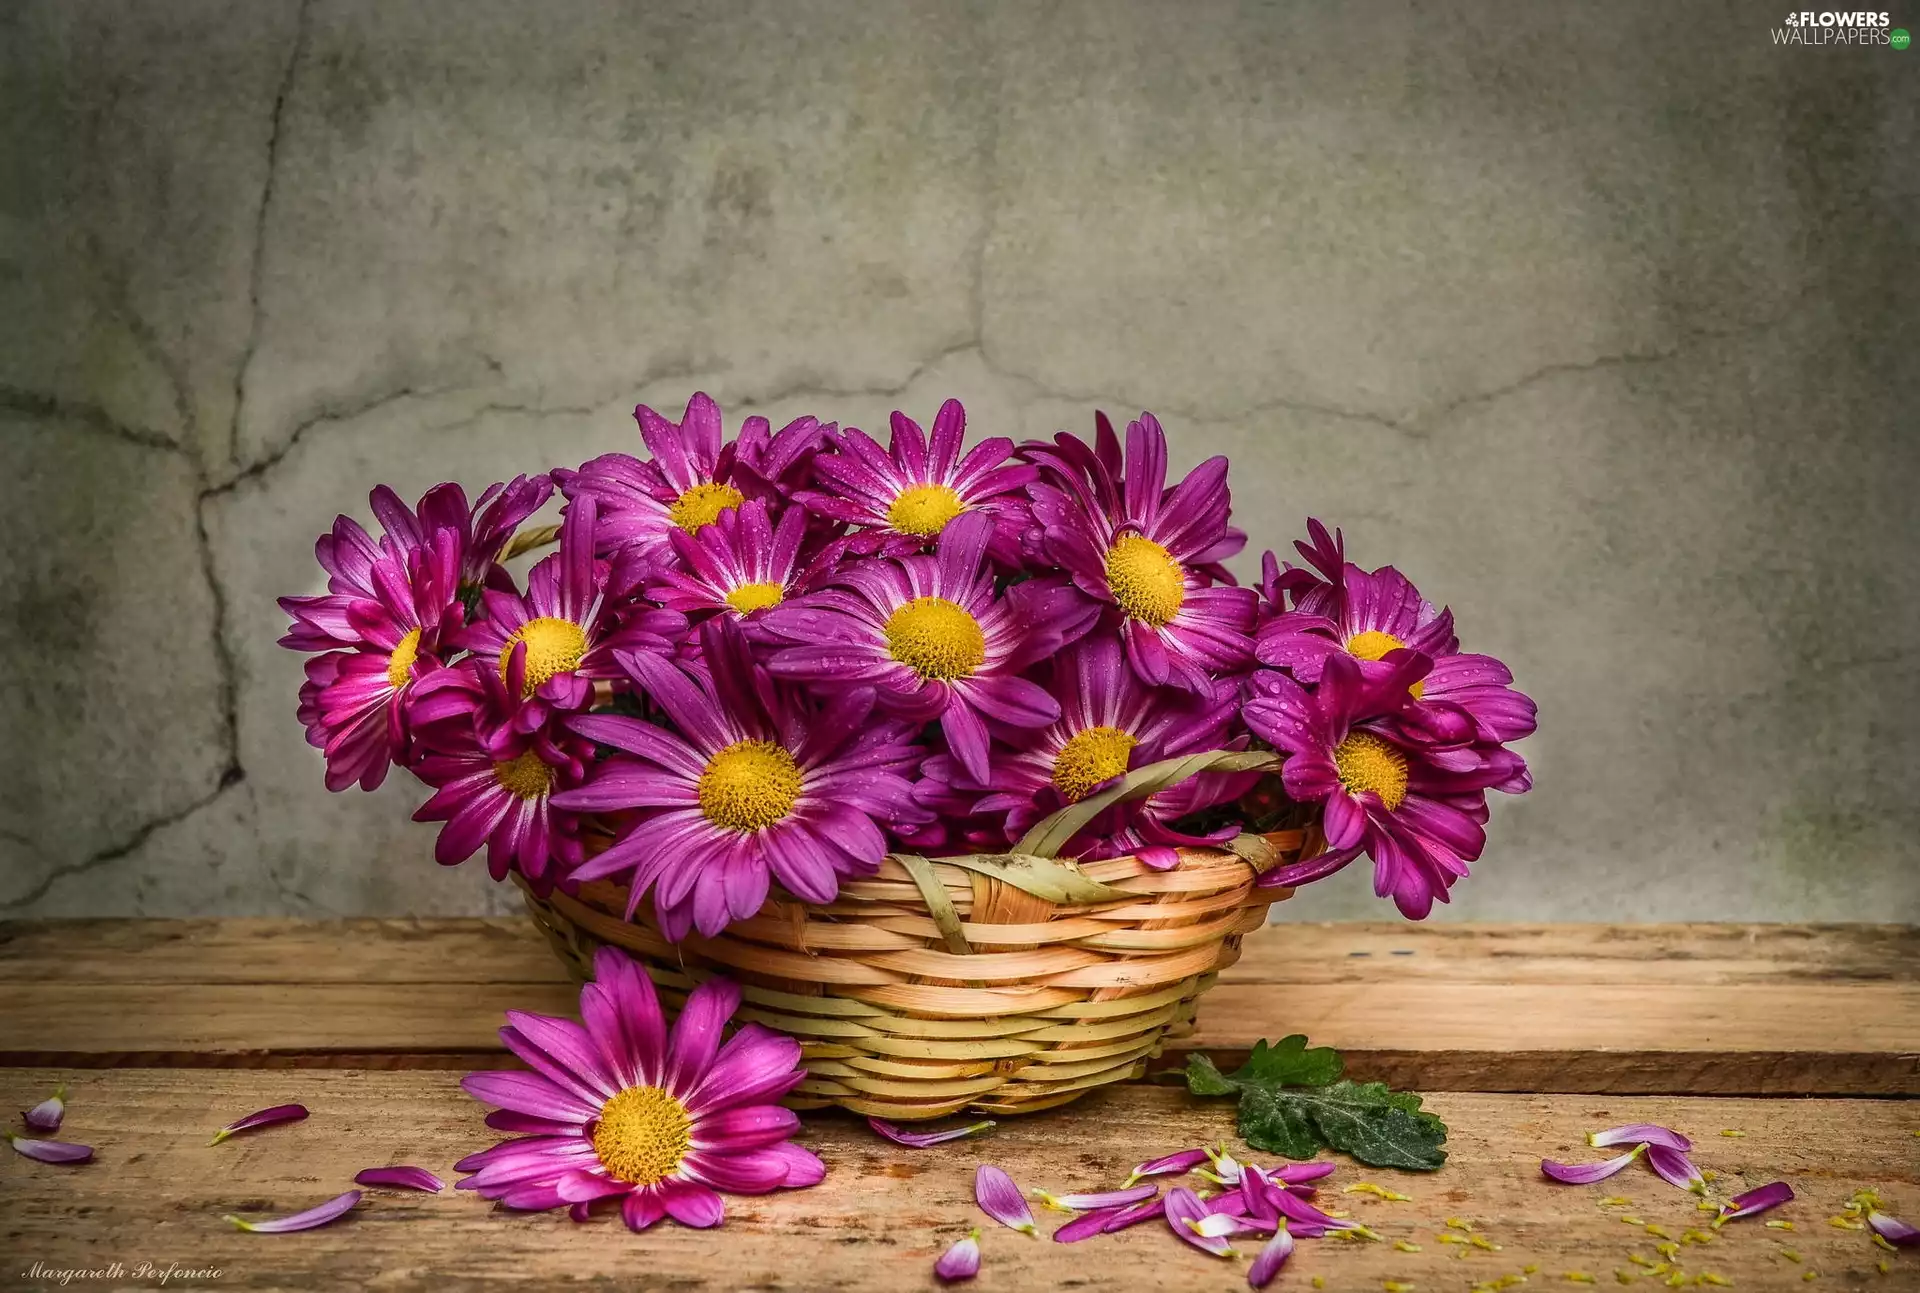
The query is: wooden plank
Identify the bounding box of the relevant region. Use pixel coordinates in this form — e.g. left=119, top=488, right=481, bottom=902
left=2, top=1070, right=1914, bottom=1292
left=3, top=921, right=1915, bottom=1094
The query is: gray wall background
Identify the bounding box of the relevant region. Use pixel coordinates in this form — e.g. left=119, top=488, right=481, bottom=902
left=3, top=1, right=1916, bottom=922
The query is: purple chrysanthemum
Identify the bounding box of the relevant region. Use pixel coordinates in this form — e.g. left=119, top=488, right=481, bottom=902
left=1243, top=652, right=1527, bottom=917
left=550, top=619, right=930, bottom=940
left=1026, top=413, right=1256, bottom=693
left=964, top=637, right=1247, bottom=864
left=1257, top=520, right=1537, bottom=746
left=795, top=399, right=1036, bottom=562
left=760, top=512, right=1095, bottom=784
left=457, top=947, right=823, bottom=1230
left=291, top=531, right=461, bottom=792
left=556, top=392, right=825, bottom=565
left=645, top=498, right=838, bottom=635
left=410, top=710, right=592, bottom=888
left=455, top=496, right=683, bottom=750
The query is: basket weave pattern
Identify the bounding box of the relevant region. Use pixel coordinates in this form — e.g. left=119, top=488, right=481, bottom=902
left=519, top=821, right=1317, bottom=1120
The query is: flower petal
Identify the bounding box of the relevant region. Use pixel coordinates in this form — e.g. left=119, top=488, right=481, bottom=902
left=23, top=1085, right=65, bottom=1133
left=1713, top=1181, right=1795, bottom=1226
left=659, top=1176, right=726, bottom=1228
left=8, top=1134, right=93, bottom=1165
left=1270, top=1161, right=1337, bottom=1185
left=1867, top=1210, right=1919, bottom=1247
left=1645, top=1145, right=1707, bottom=1194
left=1034, top=1183, right=1159, bottom=1213
left=867, top=1117, right=995, bottom=1148
left=1102, top=1196, right=1169, bottom=1232
left=210, top=1103, right=310, bottom=1146
left=934, top=1229, right=982, bottom=1281
left=1541, top=1146, right=1645, bottom=1185
left=224, top=1190, right=361, bottom=1233
left=1248, top=1225, right=1296, bottom=1289
left=1052, top=1207, right=1124, bottom=1243
left=1122, top=1146, right=1211, bottom=1187
left=353, top=1166, right=445, bottom=1193
left=623, top=1188, right=666, bottom=1232
left=1165, top=1186, right=1238, bottom=1258
left=1589, top=1122, right=1693, bottom=1153
left=975, top=1164, right=1038, bottom=1235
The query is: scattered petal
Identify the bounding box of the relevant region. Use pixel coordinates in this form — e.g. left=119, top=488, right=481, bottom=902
left=1542, top=1146, right=1645, bottom=1185
left=1166, top=1187, right=1238, bottom=1258
left=1867, top=1210, right=1919, bottom=1247
left=974, top=1164, right=1037, bottom=1236
left=224, top=1189, right=361, bottom=1233
left=1193, top=1212, right=1268, bottom=1239
left=1589, top=1123, right=1693, bottom=1153
left=1270, top=1161, right=1338, bottom=1185
left=353, top=1166, right=445, bottom=1193
left=23, top=1085, right=65, bottom=1133
left=1644, top=1146, right=1706, bottom=1194
left=1122, top=1146, right=1210, bottom=1187
left=1713, top=1181, right=1794, bottom=1227
left=1248, top=1226, right=1295, bottom=1289
left=867, top=1117, right=995, bottom=1148
left=934, top=1229, right=981, bottom=1281
left=1101, top=1196, right=1168, bottom=1233
left=210, top=1104, right=309, bottom=1146
left=8, top=1134, right=93, bottom=1165
left=1035, top=1182, right=1159, bottom=1213
left=1202, top=1143, right=1248, bottom=1185
left=1052, top=1206, right=1124, bottom=1243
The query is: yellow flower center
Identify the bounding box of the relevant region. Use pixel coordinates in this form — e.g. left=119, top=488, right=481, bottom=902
left=724, top=581, right=786, bottom=614
left=1105, top=534, right=1186, bottom=628
left=698, top=739, right=803, bottom=833
left=491, top=750, right=553, bottom=801
left=1050, top=726, right=1139, bottom=802
left=386, top=627, right=422, bottom=690
left=498, top=617, right=588, bottom=696
left=887, top=483, right=967, bottom=538
left=591, top=1085, right=692, bottom=1186
left=668, top=481, right=745, bottom=533
left=883, top=596, right=987, bottom=681
left=1344, top=630, right=1424, bottom=699
left=1332, top=731, right=1409, bottom=811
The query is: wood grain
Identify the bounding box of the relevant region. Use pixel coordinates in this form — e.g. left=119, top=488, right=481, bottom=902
left=2, top=920, right=1913, bottom=1094
left=1, top=1071, right=1914, bottom=1292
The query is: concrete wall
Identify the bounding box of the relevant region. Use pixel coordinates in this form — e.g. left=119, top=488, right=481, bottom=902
left=3, top=1, right=1915, bottom=922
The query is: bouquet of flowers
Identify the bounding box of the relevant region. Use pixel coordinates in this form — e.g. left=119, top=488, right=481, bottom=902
left=280, top=394, right=1534, bottom=1115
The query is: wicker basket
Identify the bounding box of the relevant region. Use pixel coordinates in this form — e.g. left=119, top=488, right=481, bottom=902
left=517, top=752, right=1318, bottom=1118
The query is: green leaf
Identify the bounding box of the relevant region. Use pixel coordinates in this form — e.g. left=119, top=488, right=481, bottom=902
left=1223, top=1035, right=1345, bottom=1089
left=1182, top=1053, right=1238, bottom=1098
left=918, top=851, right=1134, bottom=905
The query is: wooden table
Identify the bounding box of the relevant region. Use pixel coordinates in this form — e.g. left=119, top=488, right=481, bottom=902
left=2, top=921, right=1915, bottom=1290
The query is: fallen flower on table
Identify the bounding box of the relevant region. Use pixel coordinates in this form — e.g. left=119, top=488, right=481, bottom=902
left=1711, top=1180, right=1794, bottom=1227
left=22, top=1084, right=65, bottom=1133
left=1122, top=1146, right=1211, bottom=1188
left=1165, top=1186, right=1239, bottom=1258
left=1644, top=1146, right=1706, bottom=1195
left=934, top=1228, right=982, bottom=1282
left=867, top=1117, right=994, bottom=1148
left=974, top=1164, right=1037, bottom=1236
left=1033, top=1182, right=1158, bottom=1213
left=353, top=1165, right=445, bottom=1193
left=1589, top=1123, right=1692, bottom=1153
left=456, top=947, right=822, bottom=1232
left=224, top=1189, right=362, bottom=1233
left=1247, top=1225, right=1295, bottom=1289
left=1541, top=1145, right=1645, bottom=1184
left=210, top=1103, right=309, bottom=1146
left=7, top=1134, right=92, bottom=1165
left=1866, top=1208, right=1918, bottom=1247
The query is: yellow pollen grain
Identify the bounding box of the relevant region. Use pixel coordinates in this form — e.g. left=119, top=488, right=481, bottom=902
left=1873, top=1233, right=1898, bottom=1253
left=1447, top=1217, right=1479, bottom=1231
left=1719, top=1130, right=1745, bottom=1138
left=883, top=596, right=986, bottom=681
left=668, top=480, right=745, bottom=533
left=1395, top=1240, right=1423, bottom=1252
left=1346, top=1182, right=1414, bottom=1201
left=1828, top=1216, right=1865, bottom=1231
left=386, top=626, right=423, bottom=689
left=1764, top=1221, right=1794, bottom=1231
left=697, top=739, right=802, bottom=833
left=1384, top=1282, right=1416, bottom=1293
left=1682, top=1230, right=1715, bottom=1245
left=499, top=616, right=587, bottom=695
left=1565, top=1276, right=1597, bottom=1285
left=1333, top=731, right=1410, bottom=810
left=886, top=482, right=967, bottom=537
left=1104, top=533, right=1186, bottom=627
left=1780, top=1250, right=1801, bottom=1263
left=1440, top=1234, right=1471, bottom=1246
left=1051, top=726, right=1138, bottom=802
left=1469, top=1234, right=1503, bottom=1251
left=591, top=1084, right=691, bottom=1186
left=492, top=750, right=554, bottom=801
left=1615, top=1274, right=1636, bottom=1286
left=724, top=581, right=785, bottom=614
left=1600, top=1198, right=1634, bottom=1209
left=1644, top=1225, right=1672, bottom=1240
left=1654, top=1241, right=1678, bottom=1259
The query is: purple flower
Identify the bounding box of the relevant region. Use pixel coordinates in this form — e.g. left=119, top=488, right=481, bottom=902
left=646, top=499, right=838, bottom=633
left=552, top=618, right=929, bottom=939
left=409, top=710, right=592, bottom=888
left=796, top=399, right=1036, bottom=561
left=762, top=512, right=1093, bottom=784
left=1244, top=652, right=1526, bottom=918
left=961, top=637, right=1249, bottom=861
left=1026, top=412, right=1256, bottom=692
left=557, top=392, right=825, bottom=565
left=458, top=947, right=823, bottom=1230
